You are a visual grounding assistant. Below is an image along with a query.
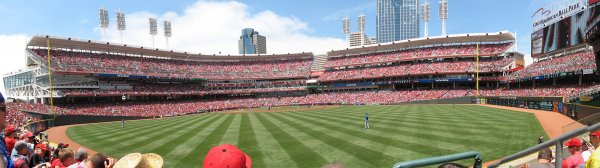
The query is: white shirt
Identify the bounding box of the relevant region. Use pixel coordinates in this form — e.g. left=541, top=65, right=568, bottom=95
left=582, top=150, right=592, bottom=162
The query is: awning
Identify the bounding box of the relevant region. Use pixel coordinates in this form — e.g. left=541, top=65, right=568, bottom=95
left=310, top=71, right=324, bottom=77
left=507, top=66, right=523, bottom=72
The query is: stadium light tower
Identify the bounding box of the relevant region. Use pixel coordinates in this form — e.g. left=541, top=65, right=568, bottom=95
left=421, top=1, right=430, bottom=38
left=439, top=0, right=448, bottom=36
left=164, top=19, right=172, bottom=49
left=98, top=6, right=109, bottom=41
left=343, top=16, right=350, bottom=48
left=358, top=13, right=366, bottom=46
left=116, top=9, right=126, bottom=43
left=149, top=17, right=158, bottom=47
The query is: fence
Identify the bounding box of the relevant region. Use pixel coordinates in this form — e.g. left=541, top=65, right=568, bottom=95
left=562, top=103, right=600, bottom=134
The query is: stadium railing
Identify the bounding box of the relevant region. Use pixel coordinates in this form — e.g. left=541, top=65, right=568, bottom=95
left=487, top=121, right=600, bottom=168
left=392, top=151, right=482, bottom=168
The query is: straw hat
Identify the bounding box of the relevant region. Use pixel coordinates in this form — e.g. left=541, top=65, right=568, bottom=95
left=143, top=153, right=163, bottom=168
left=113, top=153, right=147, bottom=168
left=113, top=153, right=163, bottom=168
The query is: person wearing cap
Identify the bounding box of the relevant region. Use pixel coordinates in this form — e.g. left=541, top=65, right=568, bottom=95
left=203, top=144, right=251, bottom=168
left=0, top=92, right=16, bottom=168
left=564, top=138, right=585, bottom=168
left=584, top=131, right=600, bottom=168
left=21, top=133, right=35, bottom=153
left=4, top=126, right=16, bottom=156
left=365, top=113, right=369, bottom=129
left=10, top=140, right=30, bottom=165
left=29, top=144, right=48, bottom=167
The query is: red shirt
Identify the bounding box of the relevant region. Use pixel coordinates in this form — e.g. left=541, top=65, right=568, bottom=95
left=5, top=137, right=15, bottom=155
left=565, top=153, right=585, bottom=168
left=51, top=159, right=67, bottom=168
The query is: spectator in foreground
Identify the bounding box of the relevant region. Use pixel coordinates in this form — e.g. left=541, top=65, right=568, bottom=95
left=529, top=148, right=553, bottom=168
left=51, top=148, right=74, bottom=168
left=69, top=152, right=114, bottom=168
left=585, top=131, right=600, bottom=168
left=29, top=144, right=48, bottom=167
left=4, top=126, right=16, bottom=155
left=203, top=144, right=251, bottom=168
left=10, top=140, right=30, bottom=164
left=0, top=91, right=15, bottom=168
left=582, top=138, right=592, bottom=162
left=438, top=163, right=468, bottom=168
left=564, top=138, right=584, bottom=168
left=13, top=159, right=26, bottom=168
left=72, top=148, right=87, bottom=166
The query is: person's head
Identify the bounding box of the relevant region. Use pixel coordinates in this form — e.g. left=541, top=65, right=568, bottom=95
left=565, top=138, right=582, bottom=155
left=87, top=153, right=109, bottom=168
left=438, top=163, right=468, bottom=168
left=22, top=133, right=34, bottom=143
left=365, top=113, right=368, bottom=115
left=538, top=148, right=553, bottom=162
left=14, top=140, right=28, bottom=155
left=589, top=131, right=600, bottom=148
left=203, top=144, right=251, bottom=168
left=75, top=148, right=88, bottom=162
left=583, top=139, right=590, bottom=151
left=4, top=125, right=15, bottom=138
left=59, top=148, right=75, bottom=166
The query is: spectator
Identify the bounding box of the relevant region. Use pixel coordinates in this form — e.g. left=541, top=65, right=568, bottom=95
left=564, top=138, right=584, bottom=168
left=51, top=148, right=74, bottom=168
left=68, top=148, right=87, bottom=167
left=10, top=140, right=29, bottom=166
left=0, top=92, right=15, bottom=168
left=20, top=133, right=35, bottom=153
left=4, top=126, right=16, bottom=156
left=539, top=135, right=544, bottom=144
left=203, top=144, right=251, bottom=168
left=73, top=153, right=114, bottom=168
left=585, top=131, right=600, bottom=168
left=438, top=163, right=468, bottom=168
left=529, top=148, right=553, bottom=168
left=582, top=139, right=592, bottom=162
left=29, top=144, right=47, bottom=168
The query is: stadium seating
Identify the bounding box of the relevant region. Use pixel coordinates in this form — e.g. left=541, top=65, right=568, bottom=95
left=323, top=43, right=512, bottom=67
left=30, top=49, right=312, bottom=79
left=508, top=51, right=596, bottom=79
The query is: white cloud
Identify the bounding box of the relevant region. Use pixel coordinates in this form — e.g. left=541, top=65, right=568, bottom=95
left=101, top=0, right=345, bottom=55
left=0, top=34, right=28, bottom=97
left=322, top=2, right=376, bottom=21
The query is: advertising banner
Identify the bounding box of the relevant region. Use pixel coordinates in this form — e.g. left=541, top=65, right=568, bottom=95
left=553, top=101, right=559, bottom=112
left=481, top=99, right=486, bottom=104
left=580, top=96, right=594, bottom=102
left=540, top=101, right=554, bottom=111
left=584, top=69, right=594, bottom=74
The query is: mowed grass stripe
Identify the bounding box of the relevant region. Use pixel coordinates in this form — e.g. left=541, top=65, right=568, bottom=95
left=261, top=112, right=398, bottom=167
left=254, top=113, right=328, bottom=168
left=305, top=106, right=527, bottom=144
left=172, top=115, right=237, bottom=167
left=97, top=114, right=226, bottom=158
left=219, top=113, right=242, bottom=146
left=69, top=115, right=192, bottom=133
left=68, top=114, right=203, bottom=140
left=237, top=114, right=266, bottom=168
left=246, top=113, right=296, bottom=168
left=278, top=110, right=471, bottom=156
left=259, top=111, right=375, bottom=168
left=69, top=114, right=216, bottom=149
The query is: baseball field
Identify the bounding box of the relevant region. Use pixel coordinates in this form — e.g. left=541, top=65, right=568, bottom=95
left=65, top=105, right=548, bottom=168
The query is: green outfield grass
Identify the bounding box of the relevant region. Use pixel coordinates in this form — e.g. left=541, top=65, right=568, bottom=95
left=229, top=105, right=312, bottom=111
left=66, top=105, right=548, bottom=168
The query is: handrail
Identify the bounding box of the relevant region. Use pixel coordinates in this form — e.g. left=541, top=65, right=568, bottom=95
left=392, top=151, right=482, bottom=168
left=488, top=122, right=600, bottom=168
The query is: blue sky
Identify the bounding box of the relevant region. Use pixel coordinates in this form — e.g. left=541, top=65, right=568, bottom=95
left=0, top=0, right=565, bottom=95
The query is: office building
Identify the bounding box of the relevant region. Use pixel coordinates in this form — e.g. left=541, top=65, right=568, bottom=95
left=376, top=0, right=420, bottom=43
left=238, top=28, right=266, bottom=54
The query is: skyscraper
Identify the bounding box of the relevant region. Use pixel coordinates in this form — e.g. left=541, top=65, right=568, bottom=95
left=376, top=0, right=420, bottom=43
left=238, top=28, right=266, bottom=54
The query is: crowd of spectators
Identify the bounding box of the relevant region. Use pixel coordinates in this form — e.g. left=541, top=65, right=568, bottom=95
left=319, top=58, right=512, bottom=81
left=56, top=84, right=306, bottom=96
left=31, top=49, right=312, bottom=80
left=323, top=42, right=512, bottom=67
left=509, top=51, right=596, bottom=80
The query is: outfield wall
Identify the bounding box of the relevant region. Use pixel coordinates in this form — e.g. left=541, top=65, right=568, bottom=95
left=53, top=115, right=151, bottom=126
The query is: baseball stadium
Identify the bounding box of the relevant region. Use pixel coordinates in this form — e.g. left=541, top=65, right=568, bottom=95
left=3, top=0, right=600, bottom=168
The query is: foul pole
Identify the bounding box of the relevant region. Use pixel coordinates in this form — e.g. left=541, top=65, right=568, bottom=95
left=476, top=43, right=479, bottom=98
left=47, top=40, right=54, bottom=115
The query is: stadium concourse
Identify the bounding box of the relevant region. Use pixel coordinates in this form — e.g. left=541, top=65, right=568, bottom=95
left=2, top=32, right=600, bottom=167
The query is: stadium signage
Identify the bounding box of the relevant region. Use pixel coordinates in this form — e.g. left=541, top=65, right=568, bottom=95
left=532, top=2, right=582, bottom=28
left=534, top=76, right=544, bottom=80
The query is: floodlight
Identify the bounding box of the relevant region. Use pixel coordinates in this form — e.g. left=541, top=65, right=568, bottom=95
left=149, top=17, right=157, bottom=47
left=116, top=9, right=126, bottom=43
left=343, top=16, right=350, bottom=47
left=439, top=0, right=448, bottom=36
left=358, top=13, right=366, bottom=46
left=98, top=6, right=109, bottom=41
left=421, top=1, right=430, bottom=37
left=164, top=20, right=172, bottom=48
